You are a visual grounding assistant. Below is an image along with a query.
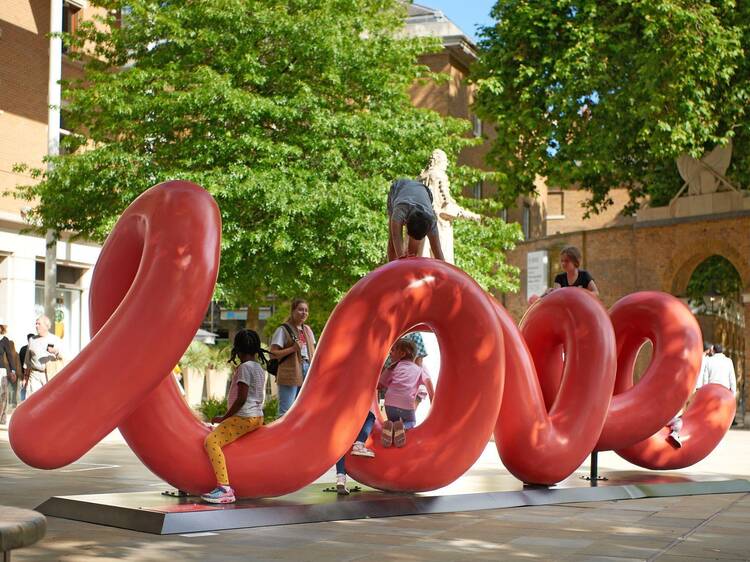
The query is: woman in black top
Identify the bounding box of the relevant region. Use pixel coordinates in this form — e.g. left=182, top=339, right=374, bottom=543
left=552, top=246, right=599, bottom=295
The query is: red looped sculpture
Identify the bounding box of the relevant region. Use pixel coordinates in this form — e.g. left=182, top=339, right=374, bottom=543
left=9, top=182, right=736, bottom=496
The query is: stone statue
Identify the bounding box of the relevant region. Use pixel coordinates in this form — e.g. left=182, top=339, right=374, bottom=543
left=676, top=140, right=733, bottom=196
left=417, top=149, right=480, bottom=264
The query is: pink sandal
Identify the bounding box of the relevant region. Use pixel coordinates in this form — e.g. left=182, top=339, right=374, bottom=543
left=393, top=420, right=406, bottom=448
left=382, top=420, right=394, bottom=448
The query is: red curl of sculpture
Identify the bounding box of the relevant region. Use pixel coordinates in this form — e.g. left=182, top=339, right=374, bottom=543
left=9, top=182, right=736, bottom=496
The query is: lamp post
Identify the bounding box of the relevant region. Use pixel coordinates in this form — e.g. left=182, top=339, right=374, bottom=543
left=703, top=288, right=721, bottom=316
left=45, top=0, right=63, bottom=323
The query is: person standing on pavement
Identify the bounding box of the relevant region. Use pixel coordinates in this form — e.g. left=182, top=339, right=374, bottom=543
left=551, top=246, right=599, bottom=296
left=667, top=342, right=715, bottom=448
left=17, top=333, right=34, bottom=402
left=704, top=344, right=737, bottom=396
left=269, top=299, right=316, bottom=416
left=0, top=321, right=21, bottom=423
left=23, top=316, right=62, bottom=398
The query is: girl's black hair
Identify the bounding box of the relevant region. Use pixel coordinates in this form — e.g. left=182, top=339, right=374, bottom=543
left=229, top=329, right=269, bottom=366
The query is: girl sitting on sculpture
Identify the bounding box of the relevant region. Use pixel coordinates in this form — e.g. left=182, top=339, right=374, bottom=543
left=378, top=338, right=435, bottom=447
left=201, top=329, right=267, bottom=504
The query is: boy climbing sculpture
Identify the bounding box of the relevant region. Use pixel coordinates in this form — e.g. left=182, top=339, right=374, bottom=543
left=386, top=177, right=445, bottom=262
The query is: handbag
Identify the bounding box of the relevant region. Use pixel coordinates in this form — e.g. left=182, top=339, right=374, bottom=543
left=266, top=324, right=298, bottom=377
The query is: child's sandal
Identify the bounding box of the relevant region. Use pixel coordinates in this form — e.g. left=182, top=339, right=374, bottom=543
left=382, top=420, right=394, bottom=448
left=393, top=420, right=406, bottom=448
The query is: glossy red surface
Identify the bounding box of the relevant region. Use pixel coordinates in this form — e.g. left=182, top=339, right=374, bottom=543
left=9, top=181, right=221, bottom=469
left=9, top=184, right=735, bottom=496
left=493, top=290, right=617, bottom=485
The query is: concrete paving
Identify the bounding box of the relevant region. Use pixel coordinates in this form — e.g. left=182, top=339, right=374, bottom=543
left=1, top=422, right=749, bottom=561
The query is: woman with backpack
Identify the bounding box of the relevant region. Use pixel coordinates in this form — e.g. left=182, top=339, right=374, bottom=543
left=269, top=299, right=316, bottom=416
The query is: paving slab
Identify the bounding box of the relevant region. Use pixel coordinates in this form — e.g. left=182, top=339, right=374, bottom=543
left=3, top=424, right=750, bottom=560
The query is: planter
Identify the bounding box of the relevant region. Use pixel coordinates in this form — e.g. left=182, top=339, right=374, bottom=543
left=183, top=367, right=205, bottom=407
left=206, top=368, right=230, bottom=400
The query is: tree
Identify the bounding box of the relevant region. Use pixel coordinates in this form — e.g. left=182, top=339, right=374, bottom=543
left=16, top=0, right=521, bottom=317
left=686, top=255, right=743, bottom=311
left=473, top=0, right=750, bottom=214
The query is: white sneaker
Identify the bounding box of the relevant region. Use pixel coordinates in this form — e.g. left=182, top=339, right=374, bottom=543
left=667, top=431, right=682, bottom=448
left=336, top=473, right=349, bottom=495
left=351, top=441, right=375, bottom=458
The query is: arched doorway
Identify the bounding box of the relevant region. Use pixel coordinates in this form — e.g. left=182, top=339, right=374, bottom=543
left=686, top=255, right=745, bottom=422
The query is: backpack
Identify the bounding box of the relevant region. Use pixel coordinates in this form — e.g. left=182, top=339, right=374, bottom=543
left=266, top=324, right=298, bottom=377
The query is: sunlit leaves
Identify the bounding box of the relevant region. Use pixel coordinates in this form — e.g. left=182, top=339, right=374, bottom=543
left=474, top=0, right=750, bottom=214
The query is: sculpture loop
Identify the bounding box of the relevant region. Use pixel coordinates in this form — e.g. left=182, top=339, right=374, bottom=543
left=10, top=181, right=221, bottom=469
left=9, top=182, right=736, bottom=496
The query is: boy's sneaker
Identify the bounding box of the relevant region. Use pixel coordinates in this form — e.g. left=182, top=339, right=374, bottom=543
left=201, top=485, right=236, bottom=504
left=351, top=442, right=375, bottom=458
left=336, top=473, right=350, bottom=496
left=667, top=431, right=683, bottom=449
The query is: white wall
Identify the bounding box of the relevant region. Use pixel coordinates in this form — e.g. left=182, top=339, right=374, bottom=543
left=0, top=221, right=100, bottom=356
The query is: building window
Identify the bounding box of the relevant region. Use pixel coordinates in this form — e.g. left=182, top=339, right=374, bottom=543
left=63, top=0, right=83, bottom=53
left=522, top=204, right=531, bottom=240
left=115, top=5, right=133, bottom=29
left=473, top=181, right=483, bottom=199
left=35, top=261, right=86, bottom=357
left=472, top=115, right=483, bottom=138
left=547, top=190, right=565, bottom=219
left=36, top=262, right=86, bottom=285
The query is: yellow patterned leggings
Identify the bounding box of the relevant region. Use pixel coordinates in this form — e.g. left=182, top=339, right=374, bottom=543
left=204, top=415, right=263, bottom=485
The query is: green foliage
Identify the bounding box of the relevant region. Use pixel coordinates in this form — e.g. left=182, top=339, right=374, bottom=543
left=206, top=342, right=231, bottom=370
left=181, top=341, right=212, bottom=371
left=15, top=0, right=520, bottom=316
left=263, top=396, right=280, bottom=424
left=453, top=197, right=523, bottom=294
left=473, top=0, right=750, bottom=214
left=199, top=394, right=279, bottom=424
left=198, top=397, right=227, bottom=421
left=686, top=255, right=743, bottom=309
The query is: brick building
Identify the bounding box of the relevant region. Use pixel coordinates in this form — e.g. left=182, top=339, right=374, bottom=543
left=408, top=2, right=750, bottom=424
left=1, top=1, right=488, bottom=348
left=0, top=0, right=100, bottom=356
left=5, top=1, right=746, bottom=423
left=505, top=183, right=750, bottom=422
left=403, top=3, right=491, bottom=197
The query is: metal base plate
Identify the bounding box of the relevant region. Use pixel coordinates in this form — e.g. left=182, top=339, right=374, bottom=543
left=36, top=472, right=750, bottom=535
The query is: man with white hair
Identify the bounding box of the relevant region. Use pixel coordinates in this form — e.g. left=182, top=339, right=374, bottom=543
left=667, top=343, right=736, bottom=448
left=704, top=344, right=737, bottom=396
left=22, top=316, right=62, bottom=398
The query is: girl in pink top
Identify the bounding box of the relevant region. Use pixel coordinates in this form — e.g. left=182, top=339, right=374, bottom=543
left=378, top=338, right=435, bottom=447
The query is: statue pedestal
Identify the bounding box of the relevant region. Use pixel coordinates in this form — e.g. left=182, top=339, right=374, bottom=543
left=35, top=474, right=750, bottom=534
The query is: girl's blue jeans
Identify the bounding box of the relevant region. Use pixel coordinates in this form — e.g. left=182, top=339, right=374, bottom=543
left=385, top=405, right=417, bottom=429
left=335, top=412, right=376, bottom=475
